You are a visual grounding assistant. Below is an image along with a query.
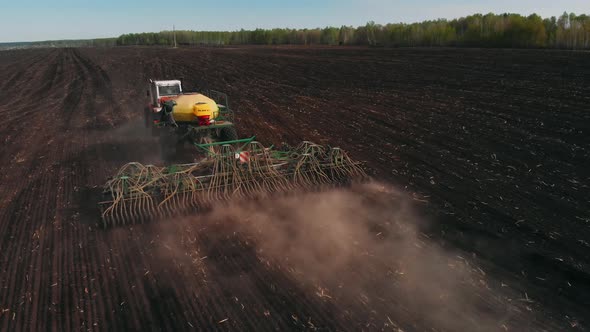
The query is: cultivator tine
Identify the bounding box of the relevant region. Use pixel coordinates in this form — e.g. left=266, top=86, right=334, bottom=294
left=237, top=141, right=269, bottom=197
left=99, top=140, right=367, bottom=227
left=209, top=144, right=236, bottom=202
left=253, top=141, right=295, bottom=194
left=327, top=147, right=367, bottom=184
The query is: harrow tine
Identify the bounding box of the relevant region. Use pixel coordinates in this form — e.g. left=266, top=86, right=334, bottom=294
left=99, top=140, right=367, bottom=227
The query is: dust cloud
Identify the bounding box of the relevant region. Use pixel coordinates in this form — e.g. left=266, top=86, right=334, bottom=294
left=80, top=119, right=168, bottom=167
left=187, top=181, right=532, bottom=331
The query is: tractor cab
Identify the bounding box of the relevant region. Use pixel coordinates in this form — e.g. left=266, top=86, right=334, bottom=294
left=148, top=80, right=183, bottom=108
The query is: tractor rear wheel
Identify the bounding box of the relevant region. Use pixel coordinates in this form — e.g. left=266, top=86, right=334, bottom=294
left=219, top=126, right=238, bottom=142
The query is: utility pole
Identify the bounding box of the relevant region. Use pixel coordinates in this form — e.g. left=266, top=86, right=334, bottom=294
left=173, top=25, right=177, bottom=48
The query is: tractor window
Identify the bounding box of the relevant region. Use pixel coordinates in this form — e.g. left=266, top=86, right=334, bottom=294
left=158, top=85, right=181, bottom=96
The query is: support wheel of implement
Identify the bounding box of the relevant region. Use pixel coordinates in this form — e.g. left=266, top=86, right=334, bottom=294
left=219, top=127, right=238, bottom=142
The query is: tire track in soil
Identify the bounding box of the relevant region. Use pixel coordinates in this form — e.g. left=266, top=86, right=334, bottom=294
left=65, top=50, right=107, bottom=330
left=55, top=49, right=111, bottom=331
left=66, top=47, right=119, bottom=329
left=59, top=49, right=87, bottom=128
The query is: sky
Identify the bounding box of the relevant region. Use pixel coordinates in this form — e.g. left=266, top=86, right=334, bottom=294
left=1, top=0, right=589, bottom=42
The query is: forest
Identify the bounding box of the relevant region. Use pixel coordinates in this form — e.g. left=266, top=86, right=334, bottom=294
left=116, top=12, right=590, bottom=49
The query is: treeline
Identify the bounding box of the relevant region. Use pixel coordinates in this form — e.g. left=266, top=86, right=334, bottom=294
left=38, top=38, right=117, bottom=47
left=116, top=12, right=590, bottom=49
left=0, top=38, right=116, bottom=50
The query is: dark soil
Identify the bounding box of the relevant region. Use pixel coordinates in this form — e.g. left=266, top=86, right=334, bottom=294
left=0, top=46, right=588, bottom=331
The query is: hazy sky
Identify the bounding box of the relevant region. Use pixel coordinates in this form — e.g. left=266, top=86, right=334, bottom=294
left=2, top=0, right=589, bottom=42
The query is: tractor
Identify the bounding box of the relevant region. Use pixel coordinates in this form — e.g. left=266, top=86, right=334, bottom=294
left=145, top=79, right=244, bottom=159
left=98, top=79, right=367, bottom=227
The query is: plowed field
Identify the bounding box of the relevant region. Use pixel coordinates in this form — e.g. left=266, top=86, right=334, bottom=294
left=0, top=46, right=588, bottom=331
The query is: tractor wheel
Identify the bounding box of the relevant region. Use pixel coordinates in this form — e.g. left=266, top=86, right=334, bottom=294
left=219, top=126, right=238, bottom=142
